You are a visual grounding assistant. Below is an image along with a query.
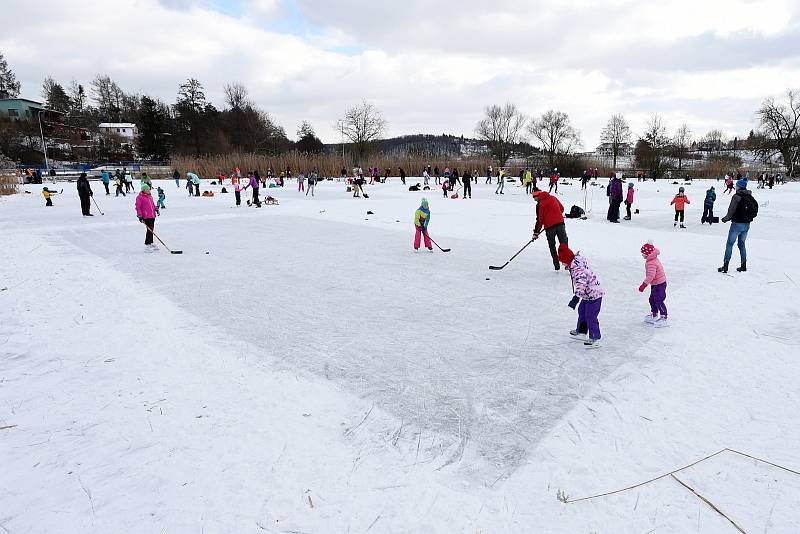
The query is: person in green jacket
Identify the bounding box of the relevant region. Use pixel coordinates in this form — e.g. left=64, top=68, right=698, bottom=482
left=413, top=198, right=432, bottom=251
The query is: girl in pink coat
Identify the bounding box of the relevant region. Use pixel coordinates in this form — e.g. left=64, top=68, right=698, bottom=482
left=135, top=184, right=159, bottom=251
left=638, top=241, right=668, bottom=327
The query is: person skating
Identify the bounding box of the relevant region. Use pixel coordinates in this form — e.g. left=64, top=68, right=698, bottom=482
left=124, top=170, right=134, bottom=193
left=548, top=170, right=559, bottom=194
left=186, top=173, right=194, bottom=196
left=523, top=168, right=533, bottom=194
left=607, top=174, right=623, bottom=222
left=234, top=178, right=242, bottom=206
left=495, top=168, right=505, bottom=194
left=451, top=168, right=461, bottom=191
left=140, top=172, right=153, bottom=191
left=638, top=241, right=668, bottom=327
left=434, top=166, right=441, bottom=185
left=422, top=168, right=430, bottom=186
left=443, top=167, right=451, bottom=190
left=156, top=186, right=166, bottom=210
left=719, top=178, right=758, bottom=273
left=441, top=179, right=449, bottom=198
left=532, top=190, right=568, bottom=270
left=486, top=165, right=493, bottom=184
left=135, top=184, right=160, bottom=252
left=101, top=169, right=111, bottom=195
left=173, top=169, right=181, bottom=188
left=42, top=187, right=54, bottom=206
left=191, top=172, right=201, bottom=196
left=413, top=198, right=433, bottom=251
left=560, top=243, right=604, bottom=347
left=463, top=170, right=472, bottom=198
left=76, top=172, right=93, bottom=216
left=624, top=182, right=634, bottom=220
left=670, top=187, right=690, bottom=228
left=399, top=167, right=406, bottom=185
left=306, top=171, right=316, bottom=196
left=244, top=171, right=261, bottom=206
left=298, top=171, right=306, bottom=193
left=702, top=186, right=716, bottom=224
left=724, top=174, right=734, bottom=194
left=114, top=173, right=125, bottom=197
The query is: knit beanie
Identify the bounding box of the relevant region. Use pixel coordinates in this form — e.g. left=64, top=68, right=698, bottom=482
left=141, top=184, right=151, bottom=192
left=736, top=178, right=748, bottom=189
left=628, top=182, right=634, bottom=188
left=640, top=241, right=655, bottom=256
left=420, top=197, right=428, bottom=208
left=557, top=243, right=575, bottom=265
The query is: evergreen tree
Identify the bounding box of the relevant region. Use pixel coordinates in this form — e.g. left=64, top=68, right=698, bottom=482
left=0, top=52, right=21, bottom=99
left=137, top=96, right=170, bottom=159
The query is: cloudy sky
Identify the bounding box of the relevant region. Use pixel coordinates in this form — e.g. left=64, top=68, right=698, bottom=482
left=4, top=0, right=800, bottom=147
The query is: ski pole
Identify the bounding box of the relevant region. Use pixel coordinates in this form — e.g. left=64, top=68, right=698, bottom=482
left=91, top=196, right=105, bottom=215
left=140, top=221, right=183, bottom=254
left=489, top=239, right=535, bottom=270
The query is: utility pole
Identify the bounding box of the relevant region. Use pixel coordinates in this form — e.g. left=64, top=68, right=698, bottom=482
left=37, top=110, right=49, bottom=171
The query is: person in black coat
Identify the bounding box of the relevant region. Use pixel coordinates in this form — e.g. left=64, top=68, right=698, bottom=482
left=76, top=172, right=93, bottom=216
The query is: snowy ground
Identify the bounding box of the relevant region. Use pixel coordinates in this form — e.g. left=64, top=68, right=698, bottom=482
left=2, top=176, right=799, bottom=533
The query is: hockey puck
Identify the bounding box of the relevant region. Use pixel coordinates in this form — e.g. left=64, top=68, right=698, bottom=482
left=205, top=251, right=210, bottom=255
left=485, top=277, right=490, bottom=280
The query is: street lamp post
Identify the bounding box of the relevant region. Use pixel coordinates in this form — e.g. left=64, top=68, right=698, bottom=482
left=36, top=109, right=49, bottom=172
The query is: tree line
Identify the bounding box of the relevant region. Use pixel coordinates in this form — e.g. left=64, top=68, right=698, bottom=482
left=1, top=51, right=798, bottom=175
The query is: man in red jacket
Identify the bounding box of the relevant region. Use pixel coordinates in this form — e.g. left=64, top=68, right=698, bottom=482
left=532, top=191, right=569, bottom=270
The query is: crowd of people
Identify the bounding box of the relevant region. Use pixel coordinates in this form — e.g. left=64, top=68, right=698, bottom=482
left=46, top=162, right=776, bottom=345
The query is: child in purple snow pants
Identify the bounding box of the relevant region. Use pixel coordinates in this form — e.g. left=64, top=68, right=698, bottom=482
left=649, top=282, right=668, bottom=317
left=576, top=298, right=603, bottom=340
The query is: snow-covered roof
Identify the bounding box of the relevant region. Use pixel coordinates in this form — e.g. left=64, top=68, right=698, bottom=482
left=98, top=123, right=137, bottom=128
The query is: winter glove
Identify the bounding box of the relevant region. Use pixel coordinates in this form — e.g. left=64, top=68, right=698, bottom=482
left=638, top=283, right=647, bottom=293
left=532, top=232, right=539, bottom=241
left=138, top=216, right=144, bottom=223
left=156, top=209, right=160, bottom=216
left=567, top=295, right=580, bottom=309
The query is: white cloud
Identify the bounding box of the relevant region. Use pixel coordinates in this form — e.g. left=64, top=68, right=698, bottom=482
left=2, top=0, right=799, bottom=146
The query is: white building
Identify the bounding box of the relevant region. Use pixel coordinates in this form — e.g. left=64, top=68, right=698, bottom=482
left=98, top=123, right=138, bottom=140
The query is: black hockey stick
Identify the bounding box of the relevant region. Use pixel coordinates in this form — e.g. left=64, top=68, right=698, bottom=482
left=489, top=239, right=534, bottom=270
left=91, top=196, right=105, bottom=215
left=428, top=235, right=450, bottom=253
left=141, top=221, right=183, bottom=254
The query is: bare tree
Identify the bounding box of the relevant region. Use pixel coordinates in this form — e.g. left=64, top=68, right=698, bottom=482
left=91, top=74, right=126, bottom=121
left=755, top=89, right=800, bottom=175
left=672, top=123, right=692, bottom=171
left=337, top=100, right=387, bottom=162
left=224, top=82, right=249, bottom=110
left=701, top=129, right=726, bottom=153
left=529, top=109, right=581, bottom=169
left=635, top=114, right=671, bottom=178
left=475, top=103, right=527, bottom=167
left=599, top=114, right=632, bottom=168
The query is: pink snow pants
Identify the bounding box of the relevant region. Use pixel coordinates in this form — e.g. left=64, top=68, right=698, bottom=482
left=414, top=227, right=431, bottom=249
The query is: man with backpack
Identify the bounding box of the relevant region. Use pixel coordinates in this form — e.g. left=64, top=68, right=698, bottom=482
left=718, top=178, right=758, bottom=273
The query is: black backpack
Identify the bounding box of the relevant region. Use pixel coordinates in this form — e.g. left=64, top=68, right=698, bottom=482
left=735, top=194, right=758, bottom=222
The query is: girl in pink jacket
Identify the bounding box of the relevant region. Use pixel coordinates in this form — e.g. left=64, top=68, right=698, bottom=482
left=135, top=184, right=159, bottom=251
left=638, top=241, right=668, bottom=327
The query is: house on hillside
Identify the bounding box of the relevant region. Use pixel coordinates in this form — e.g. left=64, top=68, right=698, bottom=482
left=0, top=98, right=61, bottom=122
left=98, top=123, right=138, bottom=141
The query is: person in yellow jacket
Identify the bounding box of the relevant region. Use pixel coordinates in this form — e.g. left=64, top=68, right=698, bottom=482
left=523, top=168, right=533, bottom=194
left=495, top=168, right=506, bottom=195
left=42, top=187, right=53, bottom=206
